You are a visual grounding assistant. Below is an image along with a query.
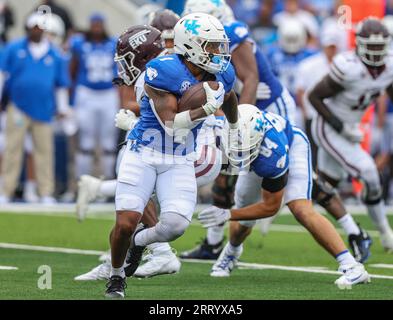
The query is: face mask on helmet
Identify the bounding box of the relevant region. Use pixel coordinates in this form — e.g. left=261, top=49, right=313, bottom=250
left=114, top=51, right=141, bottom=85
left=197, top=39, right=231, bottom=73
left=357, top=35, right=390, bottom=67
left=220, top=108, right=267, bottom=169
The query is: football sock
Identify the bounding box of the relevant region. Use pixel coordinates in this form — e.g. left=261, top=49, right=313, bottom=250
left=367, top=202, right=391, bottom=234
left=207, top=224, right=225, bottom=245
left=335, top=249, right=357, bottom=266
left=99, top=180, right=117, bottom=197
left=110, top=266, right=125, bottom=278
left=147, top=242, right=172, bottom=254
left=337, top=213, right=361, bottom=235
left=227, top=242, right=243, bottom=258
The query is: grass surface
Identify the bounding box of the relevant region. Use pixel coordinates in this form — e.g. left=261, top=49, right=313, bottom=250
left=1, top=211, right=393, bottom=300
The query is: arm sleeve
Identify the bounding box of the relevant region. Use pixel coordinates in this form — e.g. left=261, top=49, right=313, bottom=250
left=262, top=171, right=289, bottom=193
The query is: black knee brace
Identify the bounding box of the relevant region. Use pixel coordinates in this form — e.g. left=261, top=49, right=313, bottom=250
left=212, top=173, right=238, bottom=209
left=312, top=173, right=337, bottom=207
left=362, top=180, right=383, bottom=205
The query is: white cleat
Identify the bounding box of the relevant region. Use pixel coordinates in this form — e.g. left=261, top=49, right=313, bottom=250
left=74, top=261, right=110, bottom=281
left=133, top=250, right=181, bottom=278
left=380, top=229, right=393, bottom=253
left=210, top=243, right=240, bottom=277
left=76, top=175, right=102, bottom=222
left=334, top=263, right=370, bottom=290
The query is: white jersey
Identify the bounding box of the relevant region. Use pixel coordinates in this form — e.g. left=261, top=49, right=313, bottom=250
left=326, top=51, right=393, bottom=124
left=296, top=52, right=330, bottom=120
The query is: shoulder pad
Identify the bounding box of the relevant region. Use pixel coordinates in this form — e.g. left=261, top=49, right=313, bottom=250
left=144, top=55, right=180, bottom=92
left=329, top=51, right=362, bottom=84
left=225, top=20, right=250, bottom=50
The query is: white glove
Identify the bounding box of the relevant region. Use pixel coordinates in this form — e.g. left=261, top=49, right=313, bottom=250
left=256, top=82, right=271, bottom=100
left=342, top=123, right=364, bottom=143
left=202, top=81, right=225, bottom=115
left=115, top=109, right=137, bottom=131
left=198, top=205, right=231, bottom=228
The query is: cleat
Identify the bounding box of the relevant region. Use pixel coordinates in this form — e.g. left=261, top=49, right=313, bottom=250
left=105, top=275, right=126, bottom=299
left=334, top=263, right=370, bottom=290
left=134, top=249, right=181, bottom=278
left=74, top=262, right=110, bottom=281
left=180, top=238, right=224, bottom=260
left=348, top=226, right=372, bottom=263
left=210, top=243, right=241, bottom=277
left=76, top=175, right=102, bottom=222
left=380, top=229, right=393, bottom=253
left=124, top=224, right=147, bottom=277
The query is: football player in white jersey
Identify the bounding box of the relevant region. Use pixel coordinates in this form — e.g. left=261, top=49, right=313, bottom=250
left=309, top=17, right=393, bottom=252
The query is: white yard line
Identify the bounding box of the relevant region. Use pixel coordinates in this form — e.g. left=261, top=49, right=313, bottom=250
left=182, top=259, right=393, bottom=280
left=0, top=243, right=105, bottom=256
left=0, top=266, right=18, bottom=270
left=1, top=242, right=393, bottom=280
left=369, top=264, right=393, bottom=269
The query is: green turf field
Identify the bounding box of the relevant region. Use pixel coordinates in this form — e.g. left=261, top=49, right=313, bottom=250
left=1, top=211, right=393, bottom=300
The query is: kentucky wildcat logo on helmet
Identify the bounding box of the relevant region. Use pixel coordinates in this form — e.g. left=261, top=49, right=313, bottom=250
left=174, top=12, right=231, bottom=74
left=356, top=17, right=391, bottom=68
left=114, top=25, right=164, bottom=85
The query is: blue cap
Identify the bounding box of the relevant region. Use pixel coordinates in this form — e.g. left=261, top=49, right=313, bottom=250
left=89, top=12, right=105, bottom=23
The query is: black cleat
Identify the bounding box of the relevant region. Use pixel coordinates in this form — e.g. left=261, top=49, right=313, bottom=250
left=348, top=225, right=373, bottom=263
left=124, top=224, right=147, bottom=277
left=179, top=238, right=224, bottom=260
left=105, top=275, right=126, bottom=299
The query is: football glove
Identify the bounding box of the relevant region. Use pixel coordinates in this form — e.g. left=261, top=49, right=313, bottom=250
left=198, top=206, right=231, bottom=228
left=115, top=109, right=137, bottom=131
left=202, top=82, right=225, bottom=116
left=342, top=123, right=364, bottom=143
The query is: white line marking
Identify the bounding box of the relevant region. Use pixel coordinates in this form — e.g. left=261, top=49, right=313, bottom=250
left=181, top=259, right=393, bottom=280
left=0, top=243, right=105, bottom=256
left=369, top=264, right=393, bottom=269
left=2, top=242, right=393, bottom=280
left=0, top=266, right=18, bottom=270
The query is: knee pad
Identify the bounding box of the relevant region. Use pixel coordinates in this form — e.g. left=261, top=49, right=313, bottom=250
left=212, top=173, right=238, bottom=209
left=362, top=177, right=383, bottom=205
left=311, top=173, right=337, bottom=207
left=155, top=212, right=190, bottom=242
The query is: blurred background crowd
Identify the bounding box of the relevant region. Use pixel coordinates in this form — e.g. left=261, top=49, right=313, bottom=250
left=0, top=0, right=393, bottom=206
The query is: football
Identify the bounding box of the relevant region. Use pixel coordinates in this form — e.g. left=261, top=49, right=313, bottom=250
left=177, top=81, right=219, bottom=113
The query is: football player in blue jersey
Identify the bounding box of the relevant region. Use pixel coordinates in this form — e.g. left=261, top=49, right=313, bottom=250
left=105, top=13, right=239, bottom=298
left=180, top=0, right=373, bottom=264
left=69, top=13, right=119, bottom=181
left=180, top=0, right=298, bottom=261
left=198, top=104, right=370, bottom=289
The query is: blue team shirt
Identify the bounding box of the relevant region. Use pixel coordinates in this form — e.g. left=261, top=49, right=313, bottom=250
left=251, top=112, right=294, bottom=179
left=1, top=37, right=70, bottom=122
left=129, top=54, right=236, bottom=155
left=266, top=45, right=317, bottom=97
left=70, top=34, right=117, bottom=90
left=224, top=20, right=284, bottom=110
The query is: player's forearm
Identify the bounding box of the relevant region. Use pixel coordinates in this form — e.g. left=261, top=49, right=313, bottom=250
left=308, top=76, right=345, bottom=133
left=238, top=77, right=258, bottom=105
left=221, top=90, right=239, bottom=125
left=230, top=202, right=278, bottom=221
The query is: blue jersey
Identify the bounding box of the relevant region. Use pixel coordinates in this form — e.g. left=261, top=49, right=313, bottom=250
left=129, top=54, right=236, bottom=155
left=266, top=45, right=317, bottom=97
left=224, top=20, right=284, bottom=110
left=251, top=112, right=294, bottom=179
left=70, top=34, right=117, bottom=90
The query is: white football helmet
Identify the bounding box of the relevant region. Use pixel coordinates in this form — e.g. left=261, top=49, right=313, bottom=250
left=221, top=104, right=267, bottom=168
left=44, top=13, right=65, bottom=46
left=278, top=18, right=307, bottom=54
left=183, top=0, right=234, bottom=24
left=174, top=12, right=230, bottom=74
